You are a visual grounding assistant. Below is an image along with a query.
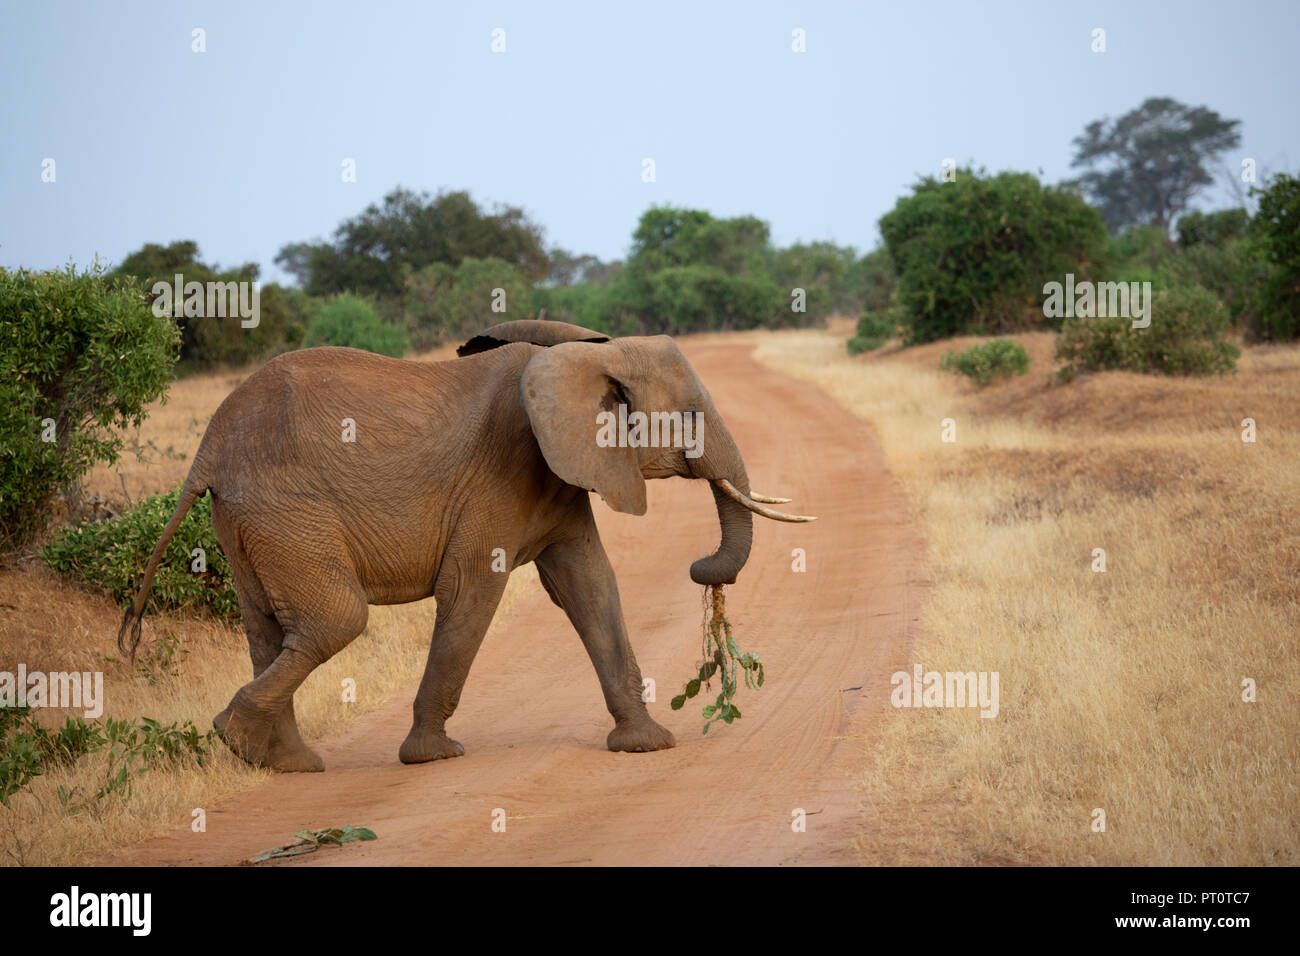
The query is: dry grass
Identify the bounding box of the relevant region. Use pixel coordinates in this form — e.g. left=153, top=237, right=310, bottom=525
left=0, top=340, right=533, bottom=866
left=750, top=321, right=1299, bottom=865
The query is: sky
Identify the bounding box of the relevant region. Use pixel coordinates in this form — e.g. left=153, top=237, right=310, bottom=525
left=2, top=0, right=1297, bottom=283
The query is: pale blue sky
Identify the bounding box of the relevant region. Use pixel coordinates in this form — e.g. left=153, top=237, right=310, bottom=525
left=2, top=0, right=1296, bottom=282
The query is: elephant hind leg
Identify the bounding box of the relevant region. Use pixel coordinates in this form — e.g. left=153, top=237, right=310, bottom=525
left=214, top=603, right=326, bottom=773
left=214, top=537, right=369, bottom=773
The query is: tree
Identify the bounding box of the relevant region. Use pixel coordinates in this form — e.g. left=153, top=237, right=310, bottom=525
left=304, top=294, right=408, bottom=357
left=544, top=248, right=602, bottom=287
left=280, top=188, right=549, bottom=300
left=879, top=168, right=1107, bottom=343
left=113, top=240, right=307, bottom=371
left=0, top=263, right=179, bottom=549
left=1071, top=97, right=1241, bottom=233
left=1249, top=172, right=1300, bottom=340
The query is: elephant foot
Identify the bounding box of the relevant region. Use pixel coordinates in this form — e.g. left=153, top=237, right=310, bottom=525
left=399, top=728, right=465, bottom=764
left=607, top=717, right=676, bottom=753
left=214, top=695, right=324, bottom=773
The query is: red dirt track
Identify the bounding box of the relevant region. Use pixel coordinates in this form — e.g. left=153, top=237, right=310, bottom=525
left=107, top=341, right=929, bottom=866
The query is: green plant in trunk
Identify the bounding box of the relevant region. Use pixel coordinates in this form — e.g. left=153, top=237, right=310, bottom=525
left=671, top=586, right=765, bottom=734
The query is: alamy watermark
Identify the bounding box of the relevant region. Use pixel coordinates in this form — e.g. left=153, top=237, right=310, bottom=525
left=1043, top=273, right=1151, bottom=329
left=151, top=273, right=260, bottom=328
left=0, top=665, right=103, bottom=718
left=595, top=404, right=704, bottom=459
left=890, top=664, right=999, bottom=718
left=49, top=886, right=150, bottom=935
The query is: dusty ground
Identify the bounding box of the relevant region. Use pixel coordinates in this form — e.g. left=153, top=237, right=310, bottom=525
left=100, top=340, right=929, bottom=866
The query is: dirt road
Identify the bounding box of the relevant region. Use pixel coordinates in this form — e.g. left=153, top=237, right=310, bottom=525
left=107, top=341, right=929, bottom=866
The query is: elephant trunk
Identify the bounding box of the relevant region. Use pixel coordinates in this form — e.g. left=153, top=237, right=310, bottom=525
left=690, top=483, right=755, bottom=586
left=688, top=417, right=754, bottom=586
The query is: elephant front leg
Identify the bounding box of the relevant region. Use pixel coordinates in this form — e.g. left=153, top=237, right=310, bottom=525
left=536, top=525, right=676, bottom=754
left=400, top=573, right=506, bottom=765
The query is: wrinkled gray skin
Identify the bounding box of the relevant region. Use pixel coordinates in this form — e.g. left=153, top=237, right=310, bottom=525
left=119, top=321, right=755, bottom=772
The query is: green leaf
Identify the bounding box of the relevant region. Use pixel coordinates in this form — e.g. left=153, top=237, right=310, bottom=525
left=670, top=695, right=686, bottom=711
left=685, top=679, right=700, bottom=698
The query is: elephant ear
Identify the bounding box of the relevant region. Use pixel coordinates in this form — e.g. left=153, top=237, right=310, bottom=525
left=458, top=319, right=609, bottom=357
left=520, top=342, right=646, bottom=516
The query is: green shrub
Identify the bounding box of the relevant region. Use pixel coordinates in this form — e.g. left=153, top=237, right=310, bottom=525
left=847, top=310, right=898, bottom=355
left=1106, top=226, right=1177, bottom=288
left=403, top=257, right=536, bottom=349
left=40, top=485, right=238, bottom=621
left=113, top=241, right=311, bottom=372
left=1171, top=239, right=1267, bottom=324
left=848, top=247, right=897, bottom=316
left=0, top=263, right=179, bottom=551
left=0, top=705, right=220, bottom=811
left=304, top=293, right=408, bottom=356
left=879, top=169, right=1108, bottom=343
left=1248, top=172, right=1300, bottom=341
left=1055, top=285, right=1239, bottom=377
left=1177, top=208, right=1250, bottom=248
left=531, top=282, right=626, bottom=336
left=940, top=339, right=1031, bottom=386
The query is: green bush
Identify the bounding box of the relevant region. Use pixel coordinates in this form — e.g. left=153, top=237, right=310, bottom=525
left=0, top=705, right=220, bottom=811
left=1106, top=226, right=1177, bottom=288
left=848, top=247, right=898, bottom=315
left=403, top=257, right=536, bottom=350
left=846, top=310, right=898, bottom=355
left=1106, top=222, right=1265, bottom=329
left=1177, top=208, right=1250, bottom=248
left=304, top=293, right=408, bottom=357
left=113, top=241, right=311, bottom=372
left=40, top=485, right=238, bottom=621
left=1055, top=285, right=1239, bottom=377
left=1172, top=239, right=1267, bottom=324
left=0, top=264, right=179, bottom=551
left=940, top=339, right=1031, bottom=386
left=1248, top=172, right=1300, bottom=341
left=531, top=282, right=627, bottom=336
left=879, top=169, right=1108, bottom=343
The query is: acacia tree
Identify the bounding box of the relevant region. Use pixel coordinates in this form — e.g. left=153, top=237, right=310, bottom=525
left=1071, top=97, right=1241, bottom=233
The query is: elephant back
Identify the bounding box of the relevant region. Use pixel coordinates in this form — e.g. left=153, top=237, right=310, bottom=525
left=456, top=319, right=610, bottom=357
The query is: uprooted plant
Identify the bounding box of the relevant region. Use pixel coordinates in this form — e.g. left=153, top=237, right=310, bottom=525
left=245, top=825, right=378, bottom=864
left=671, top=584, right=765, bottom=734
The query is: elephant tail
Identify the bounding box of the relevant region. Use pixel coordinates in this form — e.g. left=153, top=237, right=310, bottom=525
left=117, top=460, right=212, bottom=663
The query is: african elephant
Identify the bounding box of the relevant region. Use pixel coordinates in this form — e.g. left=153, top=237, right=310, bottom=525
left=119, top=320, right=812, bottom=772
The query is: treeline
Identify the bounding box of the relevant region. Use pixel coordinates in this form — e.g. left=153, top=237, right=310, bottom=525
left=106, top=189, right=894, bottom=371
left=847, top=98, right=1300, bottom=379
left=850, top=168, right=1298, bottom=348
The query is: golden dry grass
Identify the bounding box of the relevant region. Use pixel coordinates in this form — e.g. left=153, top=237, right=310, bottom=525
left=750, top=321, right=1299, bottom=865
left=0, top=340, right=534, bottom=866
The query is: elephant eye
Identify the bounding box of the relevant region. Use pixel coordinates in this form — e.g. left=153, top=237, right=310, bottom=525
left=605, top=377, right=633, bottom=410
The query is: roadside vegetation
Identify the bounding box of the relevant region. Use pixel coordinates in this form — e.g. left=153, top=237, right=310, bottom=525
left=753, top=322, right=1299, bottom=865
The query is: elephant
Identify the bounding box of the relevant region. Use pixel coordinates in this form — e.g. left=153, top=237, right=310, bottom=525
left=118, top=319, right=814, bottom=772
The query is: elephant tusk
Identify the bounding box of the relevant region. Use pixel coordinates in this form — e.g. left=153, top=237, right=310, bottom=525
left=714, top=479, right=818, bottom=522
left=748, top=491, right=792, bottom=503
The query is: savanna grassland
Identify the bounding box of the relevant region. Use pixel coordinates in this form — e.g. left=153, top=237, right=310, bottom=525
left=0, top=344, right=538, bottom=866
left=750, top=318, right=1299, bottom=865
left=3, top=322, right=1296, bottom=867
